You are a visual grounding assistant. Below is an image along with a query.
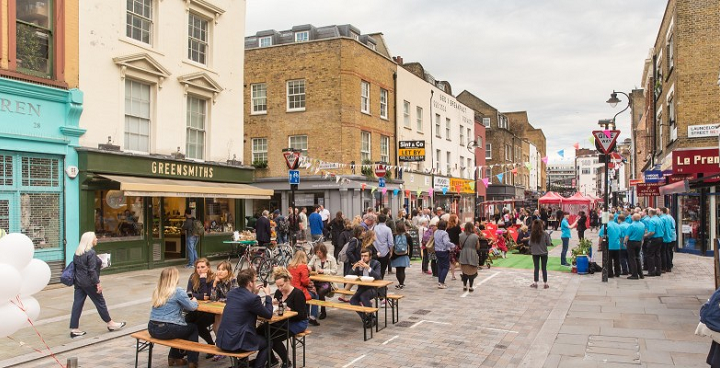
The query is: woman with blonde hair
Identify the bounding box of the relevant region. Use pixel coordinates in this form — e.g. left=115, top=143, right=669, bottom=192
left=149, top=267, right=200, bottom=367
left=268, top=267, right=308, bottom=367
left=185, top=258, right=215, bottom=349
left=69, top=232, right=125, bottom=338
left=209, top=260, right=238, bottom=360
left=446, top=214, right=462, bottom=281
left=288, top=250, right=320, bottom=325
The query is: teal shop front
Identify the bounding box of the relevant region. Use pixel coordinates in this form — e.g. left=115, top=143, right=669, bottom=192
left=0, top=78, right=85, bottom=281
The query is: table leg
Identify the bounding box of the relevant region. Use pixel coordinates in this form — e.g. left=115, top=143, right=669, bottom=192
left=265, top=323, right=272, bottom=368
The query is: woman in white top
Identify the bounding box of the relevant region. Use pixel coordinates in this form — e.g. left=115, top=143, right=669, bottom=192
left=308, top=243, right=337, bottom=320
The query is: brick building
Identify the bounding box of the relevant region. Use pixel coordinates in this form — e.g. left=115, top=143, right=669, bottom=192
left=244, top=24, right=400, bottom=216
left=634, top=0, right=720, bottom=255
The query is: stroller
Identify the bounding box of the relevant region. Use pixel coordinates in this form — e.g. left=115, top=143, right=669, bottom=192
left=478, top=238, right=493, bottom=269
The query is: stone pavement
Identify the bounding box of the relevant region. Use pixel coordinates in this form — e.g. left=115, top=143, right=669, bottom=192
left=1, top=232, right=715, bottom=368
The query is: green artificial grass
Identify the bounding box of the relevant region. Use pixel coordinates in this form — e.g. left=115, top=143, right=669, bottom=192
left=490, top=240, right=570, bottom=272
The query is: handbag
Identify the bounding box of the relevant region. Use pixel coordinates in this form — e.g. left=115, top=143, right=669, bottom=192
left=60, top=261, right=75, bottom=286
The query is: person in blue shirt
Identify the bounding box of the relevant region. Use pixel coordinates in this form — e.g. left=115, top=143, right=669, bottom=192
left=560, top=212, right=575, bottom=267
left=308, top=205, right=324, bottom=241
left=624, top=213, right=646, bottom=279
left=640, top=210, right=651, bottom=271
left=660, top=207, right=677, bottom=272
left=617, top=214, right=631, bottom=275
left=599, top=218, right=623, bottom=277
left=644, top=208, right=665, bottom=277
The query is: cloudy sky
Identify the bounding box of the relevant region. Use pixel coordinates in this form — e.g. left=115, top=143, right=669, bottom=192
left=246, top=0, right=667, bottom=162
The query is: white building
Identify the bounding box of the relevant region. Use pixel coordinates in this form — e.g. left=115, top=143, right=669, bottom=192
left=395, top=61, right=475, bottom=221
left=529, top=143, right=539, bottom=191
left=79, top=0, right=246, bottom=162
left=576, top=155, right=601, bottom=196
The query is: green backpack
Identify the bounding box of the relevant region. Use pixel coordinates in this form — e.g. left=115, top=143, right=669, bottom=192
left=192, top=219, right=205, bottom=237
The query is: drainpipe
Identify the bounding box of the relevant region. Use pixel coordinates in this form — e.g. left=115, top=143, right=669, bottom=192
left=393, top=71, right=399, bottom=212
left=429, top=90, right=434, bottom=208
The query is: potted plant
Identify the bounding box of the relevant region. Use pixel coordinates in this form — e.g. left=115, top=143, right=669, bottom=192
left=251, top=160, right=268, bottom=169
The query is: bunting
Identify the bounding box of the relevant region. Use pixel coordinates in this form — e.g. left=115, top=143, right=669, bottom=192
left=496, top=173, right=504, bottom=182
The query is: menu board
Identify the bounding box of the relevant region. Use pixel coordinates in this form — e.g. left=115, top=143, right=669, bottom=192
left=407, top=228, right=421, bottom=259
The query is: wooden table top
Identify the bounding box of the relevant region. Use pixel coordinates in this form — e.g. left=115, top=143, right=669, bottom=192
left=310, top=274, right=393, bottom=288
left=196, top=300, right=297, bottom=323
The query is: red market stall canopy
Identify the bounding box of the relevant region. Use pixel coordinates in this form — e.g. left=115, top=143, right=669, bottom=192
left=563, top=192, right=593, bottom=204
left=538, top=191, right=564, bottom=205
left=561, top=192, right=593, bottom=226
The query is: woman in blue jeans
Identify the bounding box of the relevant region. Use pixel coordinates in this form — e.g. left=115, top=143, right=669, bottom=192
left=433, top=220, right=456, bottom=289
left=560, top=212, right=576, bottom=266
left=149, top=267, right=200, bottom=367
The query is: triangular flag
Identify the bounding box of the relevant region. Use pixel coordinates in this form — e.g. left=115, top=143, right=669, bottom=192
left=573, top=142, right=579, bottom=150
left=469, top=182, right=476, bottom=191
left=405, top=189, right=410, bottom=197
left=371, top=186, right=377, bottom=193
left=558, top=150, right=565, bottom=158
left=428, top=188, right=434, bottom=196
left=588, top=135, right=595, bottom=145
left=416, top=189, right=422, bottom=196
left=381, top=187, right=387, bottom=195
left=497, top=173, right=504, bottom=182
left=541, top=156, right=549, bottom=164
left=511, top=168, right=518, bottom=175
left=442, top=187, right=448, bottom=195
left=604, top=130, right=611, bottom=138
left=393, top=189, right=399, bottom=196
left=525, top=162, right=532, bottom=170
left=482, top=178, right=490, bottom=188
left=361, top=183, right=366, bottom=191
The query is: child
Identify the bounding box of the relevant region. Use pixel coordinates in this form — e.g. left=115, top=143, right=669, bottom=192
left=494, top=230, right=508, bottom=258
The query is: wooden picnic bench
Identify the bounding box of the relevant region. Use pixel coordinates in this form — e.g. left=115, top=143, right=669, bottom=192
left=291, top=330, right=311, bottom=368
left=332, top=289, right=405, bottom=324
left=306, top=299, right=378, bottom=340
left=131, top=330, right=254, bottom=368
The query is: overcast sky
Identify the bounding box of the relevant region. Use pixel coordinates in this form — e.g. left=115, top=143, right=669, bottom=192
left=246, top=0, right=667, bottom=162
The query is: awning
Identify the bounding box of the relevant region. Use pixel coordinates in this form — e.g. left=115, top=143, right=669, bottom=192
left=659, top=179, right=689, bottom=195
left=99, top=174, right=274, bottom=199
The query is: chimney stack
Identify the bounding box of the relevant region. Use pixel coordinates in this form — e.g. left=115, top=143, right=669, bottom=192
left=393, top=56, right=403, bottom=65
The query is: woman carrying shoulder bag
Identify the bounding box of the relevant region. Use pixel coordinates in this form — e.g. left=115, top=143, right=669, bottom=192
left=529, top=219, right=552, bottom=289
left=69, top=232, right=125, bottom=338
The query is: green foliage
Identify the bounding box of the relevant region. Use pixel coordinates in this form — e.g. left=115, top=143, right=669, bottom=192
left=16, top=23, right=48, bottom=75
left=571, top=238, right=593, bottom=261
left=251, top=160, right=268, bottom=169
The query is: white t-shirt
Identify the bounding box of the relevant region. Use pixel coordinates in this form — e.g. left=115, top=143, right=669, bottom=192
left=320, top=209, right=330, bottom=221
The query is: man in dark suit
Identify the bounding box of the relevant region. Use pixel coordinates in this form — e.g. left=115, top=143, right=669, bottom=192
left=255, top=210, right=272, bottom=246
left=350, top=249, right=382, bottom=328
left=216, top=269, right=273, bottom=368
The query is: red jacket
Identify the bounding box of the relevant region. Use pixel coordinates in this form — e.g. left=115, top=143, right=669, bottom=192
left=289, top=265, right=311, bottom=300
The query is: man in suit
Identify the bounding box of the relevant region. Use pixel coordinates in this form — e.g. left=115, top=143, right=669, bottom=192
left=350, top=249, right=382, bottom=328
left=255, top=210, right=272, bottom=246
left=216, top=269, right=273, bottom=368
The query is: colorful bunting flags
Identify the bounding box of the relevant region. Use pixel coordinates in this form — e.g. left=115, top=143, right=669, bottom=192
left=482, top=178, right=490, bottom=188
left=541, top=156, right=549, bottom=164
left=573, top=142, right=580, bottom=150
left=558, top=150, right=565, bottom=158
left=496, top=173, right=504, bottom=182
left=442, top=187, right=449, bottom=195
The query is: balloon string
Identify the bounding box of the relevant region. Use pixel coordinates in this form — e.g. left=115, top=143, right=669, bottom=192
left=10, top=296, right=66, bottom=368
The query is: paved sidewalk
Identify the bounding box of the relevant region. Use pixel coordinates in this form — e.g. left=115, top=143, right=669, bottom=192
left=1, top=235, right=714, bottom=367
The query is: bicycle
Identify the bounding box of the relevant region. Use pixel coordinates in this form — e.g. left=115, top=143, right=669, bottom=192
left=233, top=245, right=273, bottom=283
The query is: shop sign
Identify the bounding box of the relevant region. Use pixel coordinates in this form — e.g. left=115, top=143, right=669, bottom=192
left=0, top=91, right=67, bottom=140
left=398, top=141, right=426, bottom=162
left=666, top=174, right=690, bottom=184
left=688, top=124, right=720, bottom=138
left=151, top=161, right=214, bottom=178
left=450, top=178, right=474, bottom=194
left=433, top=176, right=449, bottom=190
left=629, top=179, right=643, bottom=186
left=643, top=170, right=664, bottom=183
left=672, top=148, right=720, bottom=174
left=636, top=183, right=661, bottom=196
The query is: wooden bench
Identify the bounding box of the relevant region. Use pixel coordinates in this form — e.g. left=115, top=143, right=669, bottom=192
left=131, top=330, right=255, bottom=368
left=333, top=289, right=404, bottom=324
left=291, top=330, right=311, bottom=368
left=306, top=299, right=378, bottom=341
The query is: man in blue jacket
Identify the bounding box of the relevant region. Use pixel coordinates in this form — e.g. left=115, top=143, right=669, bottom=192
left=308, top=205, right=324, bottom=242
left=216, top=269, right=273, bottom=368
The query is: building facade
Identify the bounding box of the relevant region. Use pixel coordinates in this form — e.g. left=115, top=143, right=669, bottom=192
left=76, top=0, right=265, bottom=273
left=1, top=0, right=85, bottom=280
left=244, top=24, right=400, bottom=217
left=547, top=163, right=575, bottom=196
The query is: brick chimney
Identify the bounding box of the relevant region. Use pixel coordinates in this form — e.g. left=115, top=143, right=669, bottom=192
left=393, top=56, right=403, bottom=65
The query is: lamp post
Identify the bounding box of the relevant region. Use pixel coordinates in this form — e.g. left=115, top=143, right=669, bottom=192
left=600, top=90, right=630, bottom=283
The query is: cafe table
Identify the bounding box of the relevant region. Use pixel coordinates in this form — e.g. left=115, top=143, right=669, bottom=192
left=197, top=300, right=297, bottom=368
left=309, top=274, right=393, bottom=332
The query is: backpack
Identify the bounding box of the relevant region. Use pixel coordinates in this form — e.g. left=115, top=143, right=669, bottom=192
left=701, top=288, right=720, bottom=332
left=276, top=217, right=289, bottom=234
left=425, top=236, right=435, bottom=254
left=192, top=219, right=205, bottom=236
left=394, top=234, right=408, bottom=256
left=60, top=261, right=75, bottom=286
left=338, top=238, right=355, bottom=263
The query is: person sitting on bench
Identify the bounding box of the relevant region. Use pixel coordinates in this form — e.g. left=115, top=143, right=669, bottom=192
left=350, top=249, right=381, bottom=328
left=216, top=269, right=273, bottom=368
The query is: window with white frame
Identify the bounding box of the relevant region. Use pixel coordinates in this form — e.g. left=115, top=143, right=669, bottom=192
left=360, top=81, right=370, bottom=114
left=485, top=143, right=492, bottom=159
left=380, top=136, right=389, bottom=163
left=288, top=135, right=308, bottom=155
left=259, top=36, right=272, bottom=47
left=287, top=80, right=306, bottom=111
left=361, top=131, right=371, bottom=161
left=416, top=107, right=423, bottom=131
left=126, top=0, right=153, bottom=44
left=667, top=34, right=674, bottom=72
left=251, top=138, right=267, bottom=163
left=251, top=83, right=267, bottom=114
left=188, top=13, right=209, bottom=64
left=482, top=117, right=490, bottom=128
left=467, top=128, right=472, bottom=145
left=460, top=155, right=464, bottom=169
left=436, top=149, right=441, bottom=171
left=668, top=95, right=675, bottom=125
left=467, top=158, right=472, bottom=177
left=446, top=152, right=451, bottom=175
left=459, top=126, right=465, bottom=146
left=380, top=89, right=388, bottom=119
left=294, top=31, right=309, bottom=42
left=505, top=144, right=512, bottom=161
left=186, top=96, right=206, bottom=159
left=515, top=147, right=521, bottom=161
left=445, top=118, right=451, bottom=140
left=402, top=101, right=410, bottom=128
left=435, top=114, right=441, bottom=138
left=498, top=115, right=508, bottom=129
left=477, top=136, right=483, bottom=150
left=124, top=79, right=151, bottom=152
left=350, top=32, right=359, bottom=41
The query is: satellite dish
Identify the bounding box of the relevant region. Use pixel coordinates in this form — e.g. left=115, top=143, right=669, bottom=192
left=105, top=190, right=126, bottom=209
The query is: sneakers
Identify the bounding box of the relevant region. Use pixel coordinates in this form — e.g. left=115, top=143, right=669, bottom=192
left=394, top=284, right=405, bottom=290
left=437, top=284, right=447, bottom=289
left=70, top=330, right=86, bottom=338
left=308, top=318, right=320, bottom=326
left=463, top=286, right=468, bottom=291
left=469, top=287, right=474, bottom=292
left=424, top=271, right=432, bottom=275
left=543, top=284, right=549, bottom=289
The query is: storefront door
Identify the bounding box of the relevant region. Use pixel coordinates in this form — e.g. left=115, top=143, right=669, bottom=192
left=0, top=194, right=14, bottom=234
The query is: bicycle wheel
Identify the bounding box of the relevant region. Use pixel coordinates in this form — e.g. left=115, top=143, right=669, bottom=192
left=235, top=256, right=250, bottom=274
left=253, top=256, right=272, bottom=283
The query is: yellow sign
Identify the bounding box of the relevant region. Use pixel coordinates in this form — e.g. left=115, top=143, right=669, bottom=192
left=398, top=148, right=426, bottom=162
left=450, top=178, right=475, bottom=194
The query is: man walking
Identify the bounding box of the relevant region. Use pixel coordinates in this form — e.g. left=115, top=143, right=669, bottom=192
left=319, top=205, right=331, bottom=238
left=255, top=210, right=271, bottom=247
left=181, top=208, right=199, bottom=268
left=309, top=205, right=324, bottom=242
left=373, top=214, right=394, bottom=280
left=287, top=207, right=299, bottom=245
left=299, top=207, right=308, bottom=242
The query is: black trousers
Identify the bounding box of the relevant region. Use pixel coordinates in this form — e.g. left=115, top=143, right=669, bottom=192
left=608, top=250, right=621, bottom=277
left=627, top=241, right=643, bottom=278
left=646, top=238, right=663, bottom=276
left=185, top=311, right=215, bottom=345
left=421, top=249, right=430, bottom=272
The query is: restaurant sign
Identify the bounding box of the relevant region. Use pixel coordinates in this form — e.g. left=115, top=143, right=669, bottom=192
left=672, top=148, right=720, bottom=174
left=449, top=178, right=475, bottom=194
left=636, top=183, right=661, bottom=197
left=398, top=140, right=426, bottom=162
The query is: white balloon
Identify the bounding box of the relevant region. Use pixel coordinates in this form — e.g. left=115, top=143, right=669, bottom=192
left=0, top=302, right=27, bottom=338
left=18, top=296, right=40, bottom=324
left=0, top=264, right=22, bottom=301
left=0, top=233, right=34, bottom=270
left=19, top=259, right=51, bottom=296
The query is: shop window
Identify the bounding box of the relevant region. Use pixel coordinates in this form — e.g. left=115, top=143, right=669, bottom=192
left=94, top=191, right=144, bottom=240
left=204, top=198, right=235, bottom=234
left=0, top=155, right=13, bottom=186
left=15, top=0, right=53, bottom=78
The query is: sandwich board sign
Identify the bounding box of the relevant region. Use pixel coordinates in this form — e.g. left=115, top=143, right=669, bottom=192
left=592, top=130, right=620, bottom=154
